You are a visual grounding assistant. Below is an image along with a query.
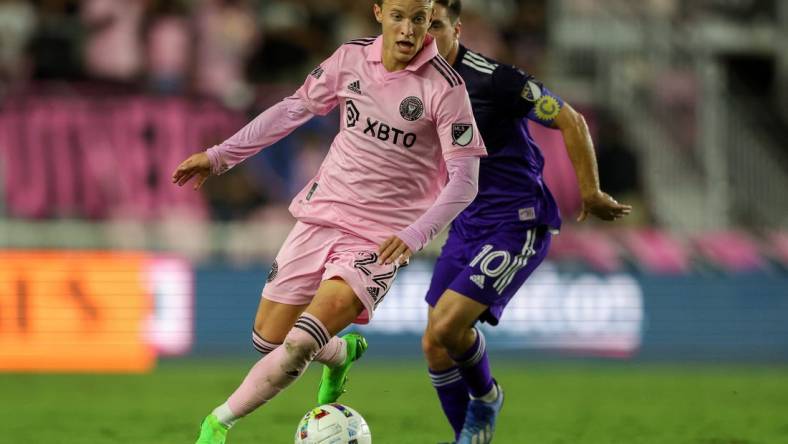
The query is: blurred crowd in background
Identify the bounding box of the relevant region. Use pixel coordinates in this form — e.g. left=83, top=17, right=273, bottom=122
left=0, top=0, right=638, bottom=222
left=0, top=0, right=568, bottom=219
left=2, top=0, right=778, bottom=100
left=0, top=0, right=786, bottom=270
left=0, top=0, right=556, bottom=101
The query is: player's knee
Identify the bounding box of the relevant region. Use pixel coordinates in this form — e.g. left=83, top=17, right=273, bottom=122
left=429, top=318, right=464, bottom=351
left=282, top=328, right=321, bottom=364
left=421, top=330, right=443, bottom=358
left=422, top=331, right=454, bottom=369
left=253, top=317, right=265, bottom=334
left=251, top=329, right=279, bottom=355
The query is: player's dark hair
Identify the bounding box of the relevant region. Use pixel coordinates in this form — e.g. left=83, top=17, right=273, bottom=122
left=434, top=0, right=462, bottom=23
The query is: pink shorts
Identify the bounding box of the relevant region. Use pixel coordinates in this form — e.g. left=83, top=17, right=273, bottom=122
left=262, top=221, right=402, bottom=324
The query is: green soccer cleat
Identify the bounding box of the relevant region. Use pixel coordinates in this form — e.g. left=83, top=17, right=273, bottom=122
left=195, top=414, right=229, bottom=444
left=317, top=332, right=368, bottom=404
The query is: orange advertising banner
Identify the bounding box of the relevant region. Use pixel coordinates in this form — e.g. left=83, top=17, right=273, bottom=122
left=0, top=251, right=156, bottom=372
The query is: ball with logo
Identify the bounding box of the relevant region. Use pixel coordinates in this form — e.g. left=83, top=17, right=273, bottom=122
left=294, top=403, right=372, bottom=444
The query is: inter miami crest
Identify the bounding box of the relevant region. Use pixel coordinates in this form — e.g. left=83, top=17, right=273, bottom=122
left=399, top=96, right=424, bottom=121
left=267, top=260, right=279, bottom=283
left=452, top=123, right=473, bottom=146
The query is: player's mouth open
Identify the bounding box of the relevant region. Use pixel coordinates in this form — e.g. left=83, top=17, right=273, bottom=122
left=396, top=41, right=414, bottom=51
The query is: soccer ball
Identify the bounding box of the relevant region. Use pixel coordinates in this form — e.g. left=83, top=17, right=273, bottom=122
left=294, top=403, right=372, bottom=444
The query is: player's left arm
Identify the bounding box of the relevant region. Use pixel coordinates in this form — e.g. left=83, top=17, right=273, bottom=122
left=553, top=104, right=631, bottom=221
left=379, top=156, right=480, bottom=265
left=493, top=65, right=631, bottom=222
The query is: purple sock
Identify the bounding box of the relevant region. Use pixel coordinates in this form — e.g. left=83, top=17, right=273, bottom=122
left=450, top=327, right=494, bottom=398
left=429, top=366, right=469, bottom=439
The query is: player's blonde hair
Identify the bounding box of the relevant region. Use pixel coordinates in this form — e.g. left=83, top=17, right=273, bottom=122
left=374, top=0, right=434, bottom=6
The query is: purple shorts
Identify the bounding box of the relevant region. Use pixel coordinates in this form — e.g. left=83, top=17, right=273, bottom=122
left=425, top=224, right=552, bottom=325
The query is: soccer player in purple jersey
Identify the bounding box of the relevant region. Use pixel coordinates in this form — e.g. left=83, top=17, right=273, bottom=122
left=423, top=1, right=632, bottom=442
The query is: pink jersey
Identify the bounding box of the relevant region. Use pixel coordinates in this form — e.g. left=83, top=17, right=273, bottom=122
left=208, top=35, right=486, bottom=245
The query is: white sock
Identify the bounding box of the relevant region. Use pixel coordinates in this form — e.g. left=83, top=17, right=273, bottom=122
left=471, top=383, right=499, bottom=403
left=212, top=402, right=240, bottom=428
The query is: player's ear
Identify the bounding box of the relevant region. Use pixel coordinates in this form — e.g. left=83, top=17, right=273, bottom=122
left=454, top=19, right=462, bottom=39
left=373, top=3, right=383, bottom=23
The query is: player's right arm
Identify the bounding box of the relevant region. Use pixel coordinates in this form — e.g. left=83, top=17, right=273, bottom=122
left=171, top=48, right=343, bottom=189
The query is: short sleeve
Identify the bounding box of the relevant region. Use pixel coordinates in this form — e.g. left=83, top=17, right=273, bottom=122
left=433, top=85, right=487, bottom=161
left=492, top=64, right=565, bottom=127
left=295, top=48, right=342, bottom=116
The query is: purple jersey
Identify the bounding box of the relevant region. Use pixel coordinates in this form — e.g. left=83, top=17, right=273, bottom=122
left=450, top=45, right=563, bottom=237
left=425, top=224, right=552, bottom=324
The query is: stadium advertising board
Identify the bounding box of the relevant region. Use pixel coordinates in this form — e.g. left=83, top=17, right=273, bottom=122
left=193, top=261, right=644, bottom=358
left=360, top=261, right=644, bottom=357
left=193, top=262, right=788, bottom=361
left=0, top=252, right=193, bottom=372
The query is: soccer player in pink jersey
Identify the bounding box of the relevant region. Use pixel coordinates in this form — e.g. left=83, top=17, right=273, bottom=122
left=172, top=0, right=486, bottom=442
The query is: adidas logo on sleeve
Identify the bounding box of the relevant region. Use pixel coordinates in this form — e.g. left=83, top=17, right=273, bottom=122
left=348, top=80, right=362, bottom=94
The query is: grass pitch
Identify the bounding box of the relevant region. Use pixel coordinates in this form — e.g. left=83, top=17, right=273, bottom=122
left=3, top=359, right=787, bottom=443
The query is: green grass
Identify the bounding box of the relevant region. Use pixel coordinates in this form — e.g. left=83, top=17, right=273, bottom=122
left=3, top=360, right=788, bottom=443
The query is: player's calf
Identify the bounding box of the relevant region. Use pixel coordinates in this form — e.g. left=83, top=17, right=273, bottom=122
left=198, top=312, right=330, bottom=440
left=448, top=327, right=494, bottom=395
left=422, top=330, right=471, bottom=439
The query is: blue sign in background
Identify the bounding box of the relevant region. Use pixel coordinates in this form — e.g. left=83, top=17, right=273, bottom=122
left=191, top=261, right=788, bottom=362
left=638, top=274, right=788, bottom=361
